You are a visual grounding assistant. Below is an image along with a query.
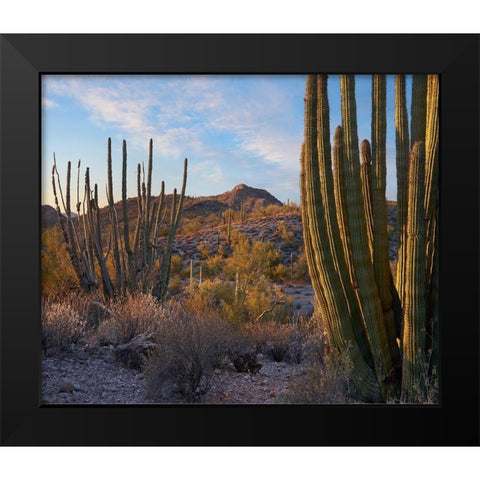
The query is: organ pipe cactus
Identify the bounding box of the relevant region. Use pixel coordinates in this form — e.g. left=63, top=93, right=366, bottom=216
left=401, top=141, right=427, bottom=402
left=52, top=138, right=188, bottom=301
left=394, top=75, right=410, bottom=305
left=301, top=74, right=439, bottom=402
left=360, top=139, right=374, bottom=258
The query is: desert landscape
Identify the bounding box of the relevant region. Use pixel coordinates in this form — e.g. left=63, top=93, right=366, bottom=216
left=41, top=74, right=439, bottom=404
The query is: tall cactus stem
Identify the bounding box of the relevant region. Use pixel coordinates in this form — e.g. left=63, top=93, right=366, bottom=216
left=316, top=75, right=374, bottom=368
left=122, top=140, right=133, bottom=285
left=395, top=74, right=410, bottom=308
left=302, top=75, right=381, bottom=401
left=410, top=75, right=428, bottom=148
left=340, top=74, right=398, bottom=399
left=333, top=126, right=356, bottom=289
left=371, top=75, right=400, bottom=360
left=107, top=137, right=123, bottom=291
left=424, top=74, right=440, bottom=355
left=401, top=141, right=427, bottom=402
left=360, top=139, right=374, bottom=258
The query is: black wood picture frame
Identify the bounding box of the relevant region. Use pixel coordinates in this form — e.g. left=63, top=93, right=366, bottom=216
left=1, top=34, right=478, bottom=446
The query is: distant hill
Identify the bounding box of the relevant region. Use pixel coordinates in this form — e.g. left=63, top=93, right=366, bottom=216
left=41, top=205, right=59, bottom=226
left=41, top=205, right=77, bottom=226
left=183, top=184, right=283, bottom=217
left=42, top=184, right=283, bottom=228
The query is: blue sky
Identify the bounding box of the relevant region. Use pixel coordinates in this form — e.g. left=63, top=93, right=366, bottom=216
left=42, top=74, right=411, bottom=207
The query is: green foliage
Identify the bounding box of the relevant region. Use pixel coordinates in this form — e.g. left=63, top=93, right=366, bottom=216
left=224, top=232, right=282, bottom=281
left=180, top=216, right=205, bottom=235
left=198, top=241, right=212, bottom=259
left=201, top=254, right=224, bottom=278
left=292, top=252, right=310, bottom=283
left=41, top=226, right=78, bottom=297
left=169, top=255, right=184, bottom=275
left=276, top=220, right=295, bottom=247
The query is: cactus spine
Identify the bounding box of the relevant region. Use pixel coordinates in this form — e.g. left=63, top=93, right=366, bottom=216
left=53, top=138, right=188, bottom=301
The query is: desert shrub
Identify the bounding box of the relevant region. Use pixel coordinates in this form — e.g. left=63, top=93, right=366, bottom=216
left=224, top=233, right=282, bottom=281
left=282, top=317, right=359, bottom=403
left=292, top=252, right=310, bottom=283
left=282, top=342, right=358, bottom=404
left=144, top=304, right=232, bottom=402
left=188, top=278, right=235, bottom=309
left=168, top=278, right=183, bottom=296
left=198, top=241, right=211, bottom=259
left=169, top=255, right=184, bottom=275
left=201, top=254, right=224, bottom=278
left=269, top=263, right=290, bottom=282
left=180, top=216, right=205, bottom=235
left=95, top=293, right=166, bottom=346
left=41, top=226, right=78, bottom=297
left=244, top=320, right=304, bottom=363
left=249, top=204, right=283, bottom=219
left=276, top=220, right=295, bottom=247
left=41, top=298, right=87, bottom=355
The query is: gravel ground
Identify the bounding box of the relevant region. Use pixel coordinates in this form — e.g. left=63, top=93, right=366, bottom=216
left=41, top=345, right=305, bottom=405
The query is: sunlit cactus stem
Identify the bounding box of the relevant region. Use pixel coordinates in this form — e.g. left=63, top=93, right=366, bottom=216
left=122, top=140, right=134, bottom=286
left=301, top=75, right=382, bottom=402
left=424, top=75, right=440, bottom=355
left=53, top=138, right=188, bottom=301
left=52, top=157, right=93, bottom=293
left=410, top=75, right=428, bottom=148
left=153, top=158, right=188, bottom=300
left=340, top=74, right=399, bottom=399
left=401, top=141, right=427, bottom=402
left=371, top=74, right=399, bottom=360
left=301, top=73, right=438, bottom=403
left=106, top=137, right=123, bottom=292
left=360, top=139, right=374, bottom=258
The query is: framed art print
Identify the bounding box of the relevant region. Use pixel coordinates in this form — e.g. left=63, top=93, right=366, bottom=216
left=1, top=34, right=479, bottom=446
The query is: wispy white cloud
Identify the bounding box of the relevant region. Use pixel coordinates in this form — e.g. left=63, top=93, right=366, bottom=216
left=42, top=97, right=58, bottom=109
left=43, top=75, right=306, bottom=201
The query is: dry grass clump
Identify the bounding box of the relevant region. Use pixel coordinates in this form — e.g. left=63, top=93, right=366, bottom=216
left=42, top=291, right=169, bottom=352
left=243, top=320, right=303, bottom=363
left=144, top=302, right=233, bottom=403
left=41, top=297, right=88, bottom=355
left=281, top=316, right=359, bottom=403
left=283, top=353, right=358, bottom=404
left=94, top=292, right=166, bottom=346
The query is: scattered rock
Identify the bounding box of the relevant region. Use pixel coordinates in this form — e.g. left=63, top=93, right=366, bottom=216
left=58, top=378, right=75, bottom=393
left=114, top=333, right=158, bottom=370
left=230, top=350, right=262, bottom=374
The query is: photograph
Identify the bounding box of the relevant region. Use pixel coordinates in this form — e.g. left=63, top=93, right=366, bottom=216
left=40, top=72, right=439, bottom=405
left=2, top=33, right=478, bottom=447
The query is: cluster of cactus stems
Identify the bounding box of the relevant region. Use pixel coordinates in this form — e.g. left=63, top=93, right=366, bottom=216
left=52, top=138, right=187, bottom=301
left=301, top=74, right=439, bottom=402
